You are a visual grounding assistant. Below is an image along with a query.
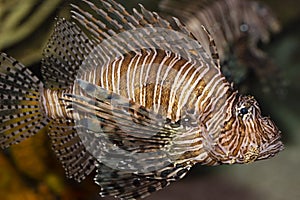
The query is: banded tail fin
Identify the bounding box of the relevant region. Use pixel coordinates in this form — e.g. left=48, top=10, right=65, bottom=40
left=0, top=53, right=48, bottom=148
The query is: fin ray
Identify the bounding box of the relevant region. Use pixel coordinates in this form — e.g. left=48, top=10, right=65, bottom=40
left=61, top=80, right=203, bottom=174
left=0, top=53, right=47, bottom=148
left=48, top=119, right=97, bottom=182
left=95, top=162, right=191, bottom=199
left=42, top=18, right=95, bottom=89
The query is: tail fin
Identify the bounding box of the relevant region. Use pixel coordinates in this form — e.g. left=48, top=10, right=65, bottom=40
left=0, top=53, right=47, bottom=149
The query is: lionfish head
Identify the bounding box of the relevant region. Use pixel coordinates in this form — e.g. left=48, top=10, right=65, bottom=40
left=215, top=95, right=283, bottom=164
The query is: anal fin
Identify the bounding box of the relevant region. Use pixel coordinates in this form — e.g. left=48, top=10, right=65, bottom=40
left=48, top=119, right=97, bottom=182
left=95, top=164, right=170, bottom=200
left=95, top=161, right=192, bottom=200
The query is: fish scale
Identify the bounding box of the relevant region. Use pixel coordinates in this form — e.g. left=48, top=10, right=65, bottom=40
left=0, top=0, right=283, bottom=199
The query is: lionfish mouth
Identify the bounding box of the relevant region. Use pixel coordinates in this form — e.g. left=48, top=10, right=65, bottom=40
left=258, top=134, right=284, bottom=160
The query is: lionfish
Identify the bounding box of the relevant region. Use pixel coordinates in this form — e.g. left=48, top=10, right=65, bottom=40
left=160, top=0, right=282, bottom=85
left=0, top=0, right=283, bottom=199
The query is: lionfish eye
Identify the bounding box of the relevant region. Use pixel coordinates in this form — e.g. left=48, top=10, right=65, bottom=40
left=240, top=107, right=248, bottom=115
left=240, top=23, right=249, bottom=32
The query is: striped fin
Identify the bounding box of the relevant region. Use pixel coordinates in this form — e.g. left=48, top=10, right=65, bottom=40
left=160, top=0, right=284, bottom=94
left=48, top=119, right=97, bottom=182
left=160, top=0, right=211, bottom=17
left=95, top=164, right=169, bottom=199
left=159, top=0, right=236, bottom=58
left=42, top=18, right=95, bottom=89
left=71, top=0, right=196, bottom=43
left=69, top=79, right=195, bottom=137
left=70, top=0, right=214, bottom=75
left=95, top=162, right=191, bottom=199
left=0, top=53, right=47, bottom=149
left=61, top=80, right=203, bottom=173
left=201, top=25, right=221, bottom=68
left=159, top=0, right=281, bottom=60
left=67, top=80, right=175, bottom=139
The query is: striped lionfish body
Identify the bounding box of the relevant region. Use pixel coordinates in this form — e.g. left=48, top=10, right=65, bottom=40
left=159, top=0, right=282, bottom=84
left=0, top=0, right=283, bottom=199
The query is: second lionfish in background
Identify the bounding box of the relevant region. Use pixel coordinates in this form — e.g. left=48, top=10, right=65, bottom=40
left=0, top=0, right=283, bottom=199
left=160, top=0, right=284, bottom=92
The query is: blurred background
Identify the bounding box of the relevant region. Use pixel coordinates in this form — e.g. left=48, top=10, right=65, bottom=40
left=0, top=0, right=299, bottom=199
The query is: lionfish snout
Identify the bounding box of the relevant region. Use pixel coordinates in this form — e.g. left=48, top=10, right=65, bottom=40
left=258, top=131, right=284, bottom=160
left=236, top=135, right=283, bottom=164
left=257, top=117, right=284, bottom=160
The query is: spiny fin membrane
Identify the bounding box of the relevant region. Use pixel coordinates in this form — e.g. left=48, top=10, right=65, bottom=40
left=70, top=0, right=221, bottom=81
left=201, top=25, right=221, bottom=68
left=0, top=53, right=47, bottom=149
left=95, top=162, right=191, bottom=199
left=48, top=119, right=97, bottom=182
left=66, top=79, right=177, bottom=141
left=42, top=18, right=95, bottom=89
left=159, top=0, right=281, bottom=61
left=62, top=80, right=202, bottom=174
left=63, top=80, right=175, bottom=173
left=71, top=0, right=197, bottom=43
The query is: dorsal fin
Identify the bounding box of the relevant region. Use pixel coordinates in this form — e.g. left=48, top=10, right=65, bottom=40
left=71, top=0, right=196, bottom=43
left=201, top=25, right=221, bottom=68
left=69, top=0, right=219, bottom=79
left=41, top=18, right=95, bottom=89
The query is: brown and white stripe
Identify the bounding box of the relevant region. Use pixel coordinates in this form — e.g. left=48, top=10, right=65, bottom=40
left=159, top=0, right=281, bottom=60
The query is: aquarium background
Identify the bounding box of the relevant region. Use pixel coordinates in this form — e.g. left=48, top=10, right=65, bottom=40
left=0, top=0, right=300, bottom=199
